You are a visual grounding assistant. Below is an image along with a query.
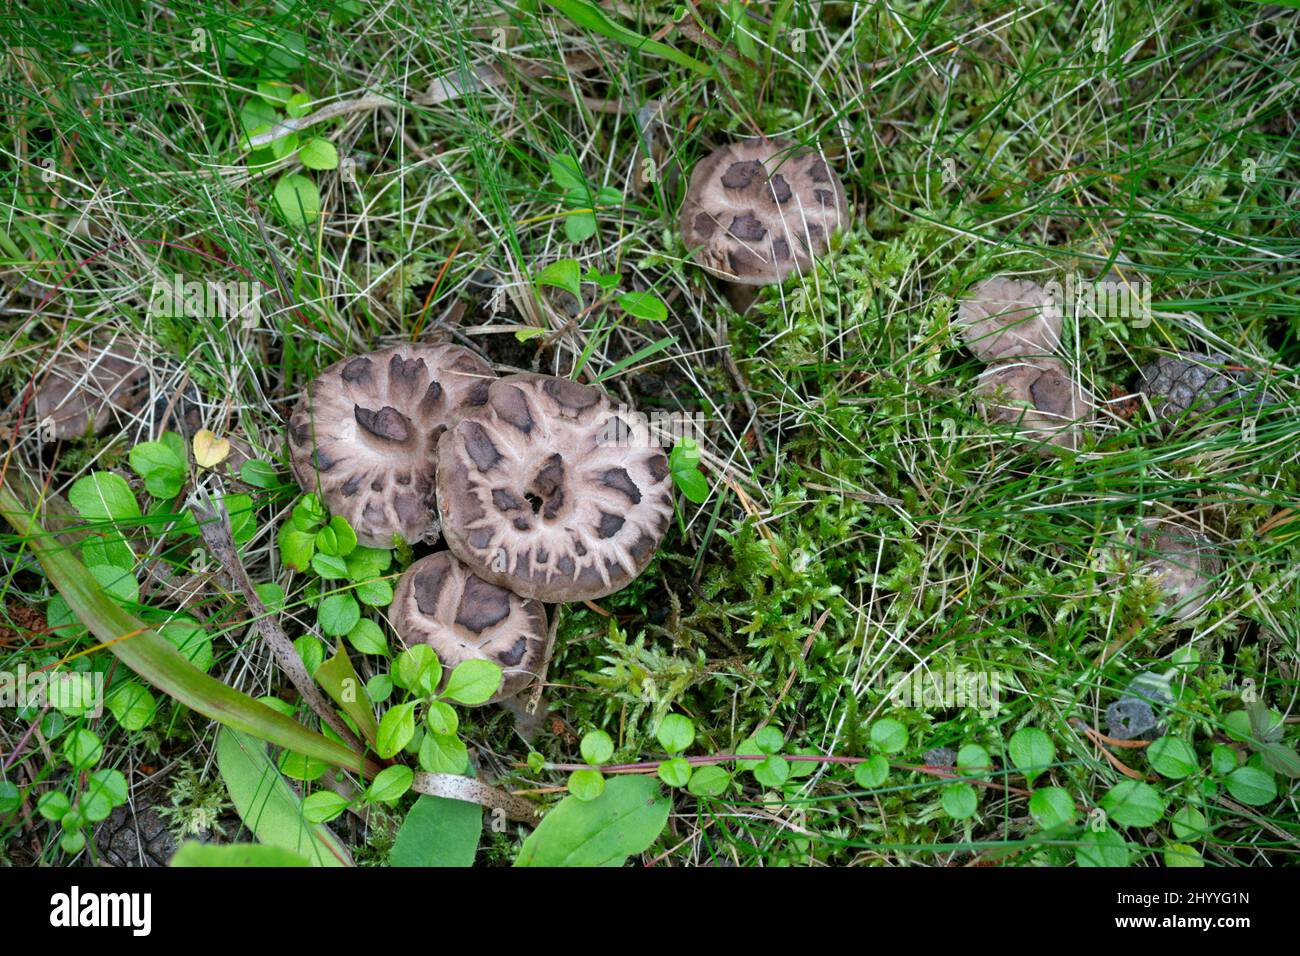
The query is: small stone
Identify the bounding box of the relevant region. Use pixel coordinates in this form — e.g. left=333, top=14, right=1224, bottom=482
left=923, top=747, right=957, bottom=768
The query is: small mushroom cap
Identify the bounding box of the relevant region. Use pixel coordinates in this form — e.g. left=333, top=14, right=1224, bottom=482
left=974, top=356, right=1094, bottom=454
left=1137, top=351, right=1264, bottom=435
left=32, top=342, right=151, bottom=439
left=391, top=551, right=547, bottom=703
left=437, top=373, right=673, bottom=602
left=679, top=138, right=849, bottom=286
left=1129, top=521, right=1223, bottom=622
left=955, top=277, right=1061, bottom=362
left=288, top=344, right=493, bottom=549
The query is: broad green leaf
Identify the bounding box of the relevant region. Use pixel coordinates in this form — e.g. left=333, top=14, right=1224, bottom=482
left=1225, top=765, right=1277, bottom=805
left=516, top=775, right=669, bottom=867
left=581, top=729, right=615, bottom=766
left=853, top=755, right=889, bottom=788
left=1029, top=787, right=1076, bottom=829
left=302, top=790, right=350, bottom=823
left=390, top=795, right=482, bottom=867
left=418, top=731, right=469, bottom=774
left=1148, top=736, right=1199, bottom=779
left=273, top=173, right=321, bottom=226
left=668, top=438, right=709, bottom=504
left=366, top=765, right=413, bottom=804
left=686, top=765, right=730, bottom=797
left=657, top=757, right=692, bottom=788
left=535, top=258, right=582, bottom=300
left=568, top=768, right=606, bottom=801
left=377, top=702, right=416, bottom=759
left=617, top=290, right=668, bottom=322
left=869, top=718, right=907, bottom=754
left=942, top=783, right=978, bottom=820
left=299, top=137, right=339, bottom=170
left=1075, top=827, right=1132, bottom=867
left=215, top=727, right=352, bottom=866
left=1100, top=780, right=1166, bottom=827
left=346, top=618, right=388, bottom=656
left=318, top=593, right=360, bottom=636
left=656, top=714, right=695, bottom=754
left=443, top=659, right=502, bottom=705
left=68, top=472, right=140, bottom=522
left=1008, top=728, right=1055, bottom=785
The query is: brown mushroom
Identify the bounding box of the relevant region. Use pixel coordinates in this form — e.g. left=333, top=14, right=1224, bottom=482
left=436, top=372, right=673, bottom=602
left=289, top=344, right=493, bottom=549
left=974, top=356, right=1094, bottom=454
left=679, top=137, right=848, bottom=308
left=1127, top=520, right=1223, bottom=622
left=391, top=551, right=547, bottom=703
left=955, top=276, right=1062, bottom=362
left=30, top=341, right=151, bottom=440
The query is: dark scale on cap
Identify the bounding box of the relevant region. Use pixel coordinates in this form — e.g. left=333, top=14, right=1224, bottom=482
left=498, top=637, right=528, bottom=667
left=600, top=466, right=642, bottom=504
left=647, top=453, right=669, bottom=483
left=768, top=174, right=792, bottom=203
left=493, top=488, right=525, bottom=512
left=543, top=376, right=601, bottom=410
left=342, top=474, right=363, bottom=496
left=772, top=238, right=791, bottom=261
left=492, top=384, right=534, bottom=434
left=416, top=380, right=444, bottom=415
left=462, top=421, right=502, bottom=472
left=721, top=160, right=763, bottom=189
left=596, top=511, right=625, bottom=539
left=454, top=576, right=512, bottom=633
left=413, top=563, right=450, bottom=615
left=291, top=420, right=311, bottom=445
left=354, top=404, right=412, bottom=442
left=341, top=356, right=373, bottom=383
left=729, top=213, right=767, bottom=242
left=693, top=213, right=717, bottom=239
left=806, top=156, right=830, bottom=182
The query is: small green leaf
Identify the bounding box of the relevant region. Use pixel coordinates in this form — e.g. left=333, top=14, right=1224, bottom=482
left=354, top=577, right=393, bottom=607
left=668, top=438, right=709, bottom=504
left=302, top=791, right=350, bottom=823
left=376, top=702, right=417, bottom=759
left=1171, top=805, right=1209, bottom=840
left=869, top=718, right=908, bottom=754
left=418, top=731, right=469, bottom=774
left=853, top=755, right=889, bottom=788
left=617, top=290, right=668, bottom=322
left=1225, top=765, right=1277, bottom=806
left=956, top=744, right=992, bottom=778
left=1164, top=843, right=1204, bottom=867
left=81, top=769, right=128, bottom=822
left=565, top=211, right=597, bottom=243
left=366, top=765, right=414, bottom=803
left=1100, top=780, right=1166, bottom=827
left=172, top=842, right=311, bottom=866
left=442, top=659, right=502, bottom=705
left=581, top=729, right=615, bottom=766
left=272, top=173, right=321, bottom=226
left=535, top=258, right=583, bottom=300
left=686, top=765, right=730, bottom=797
left=1075, top=827, right=1132, bottom=867
left=567, top=768, right=606, bottom=801
left=1148, top=736, right=1199, bottom=779
left=107, top=682, right=157, bottom=731
left=68, top=472, right=140, bottom=522
left=38, top=791, right=71, bottom=821
left=312, top=553, right=349, bottom=579
left=752, top=754, right=789, bottom=788
left=1008, top=728, right=1055, bottom=786
left=347, top=618, right=388, bottom=656
left=394, top=644, right=442, bottom=696
left=279, top=523, right=315, bottom=571
left=426, top=700, right=458, bottom=737
left=318, top=594, right=360, bottom=636
left=299, top=137, right=339, bottom=170
left=942, top=783, right=978, bottom=820
left=656, top=714, right=695, bottom=754
left=657, top=757, right=692, bottom=788
left=1028, top=787, right=1076, bottom=829
left=63, top=728, right=103, bottom=770
left=240, top=459, right=279, bottom=488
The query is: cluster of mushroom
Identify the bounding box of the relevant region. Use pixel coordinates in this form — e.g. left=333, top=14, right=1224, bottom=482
left=288, top=346, right=673, bottom=703
left=953, top=278, right=1264, bottom=625
left=955, top=276, right=1094, bottom=454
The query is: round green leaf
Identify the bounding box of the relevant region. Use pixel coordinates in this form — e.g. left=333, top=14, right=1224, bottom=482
left=1164, top=843, right=1204, bottom=867
left=941, top=782, right=978, bottom=820
left=68, top=472, right=140, bottom=522
left=1074, top=827, right=1132, bottom=867
left=568, top=769, right=606, bottom=802
left=347, top=618, right=388, bottom=656
left=657, top=757, right=692, bottom=788
left=656, top=714, right=695, bottom=754
left=318, top=594, right=360, bottom=637
left=1148, top=736, right=1199, bottom=779
left=686, top=765, right=731, bottom=797
left=299, top=137, right=339, bottom=170
left=617, top=290, right=668, bottom=322
left=273, top=173, right=320, bottom=226
left=442, top=659, right=502, bottom=705
left=1171, top=805, right=1210, bottom=840
left=581, top=729, right=615, bottom=766
left=376, top=702, right=416, bottom=759
left=1029, top=786, right=1076, bottom=829
left=853, top=755, right=889, bottom=788
left=869, top=718, right=907, bottom=754
left=956, top=744, right=992, bottom=778
left=1100, top=780, right=1166, bottom=828
left=1225, top=765, right=1277, bottom=806
left=63, top=728, right=103, bottom=770
left=1008, top=727, right=1055, bottom=785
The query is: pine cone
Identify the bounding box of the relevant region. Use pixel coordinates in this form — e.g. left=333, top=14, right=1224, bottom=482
left=1137, top=352, right=1262, bottom=433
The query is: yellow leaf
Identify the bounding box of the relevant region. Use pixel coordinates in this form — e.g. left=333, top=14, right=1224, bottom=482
left=193, top=429, right=231, bottom=469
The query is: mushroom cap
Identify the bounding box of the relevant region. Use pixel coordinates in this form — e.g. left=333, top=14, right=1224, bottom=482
left=391, top=551, right=547, bottom=703
left=1130, top=521, right=1222, bottom=622
left=955, top=276, right=1062, bottom=362
left=1137, top=351, right=1264, bottom=435
left=974, top=356, right=1094, bottom=454
left=679, top=138, right=849, bottom=286
left=288, top=344, right=493, bottom=549
left=32, top=341, right=151, bottom=439
left=436, top=372, right=673, bottom=602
